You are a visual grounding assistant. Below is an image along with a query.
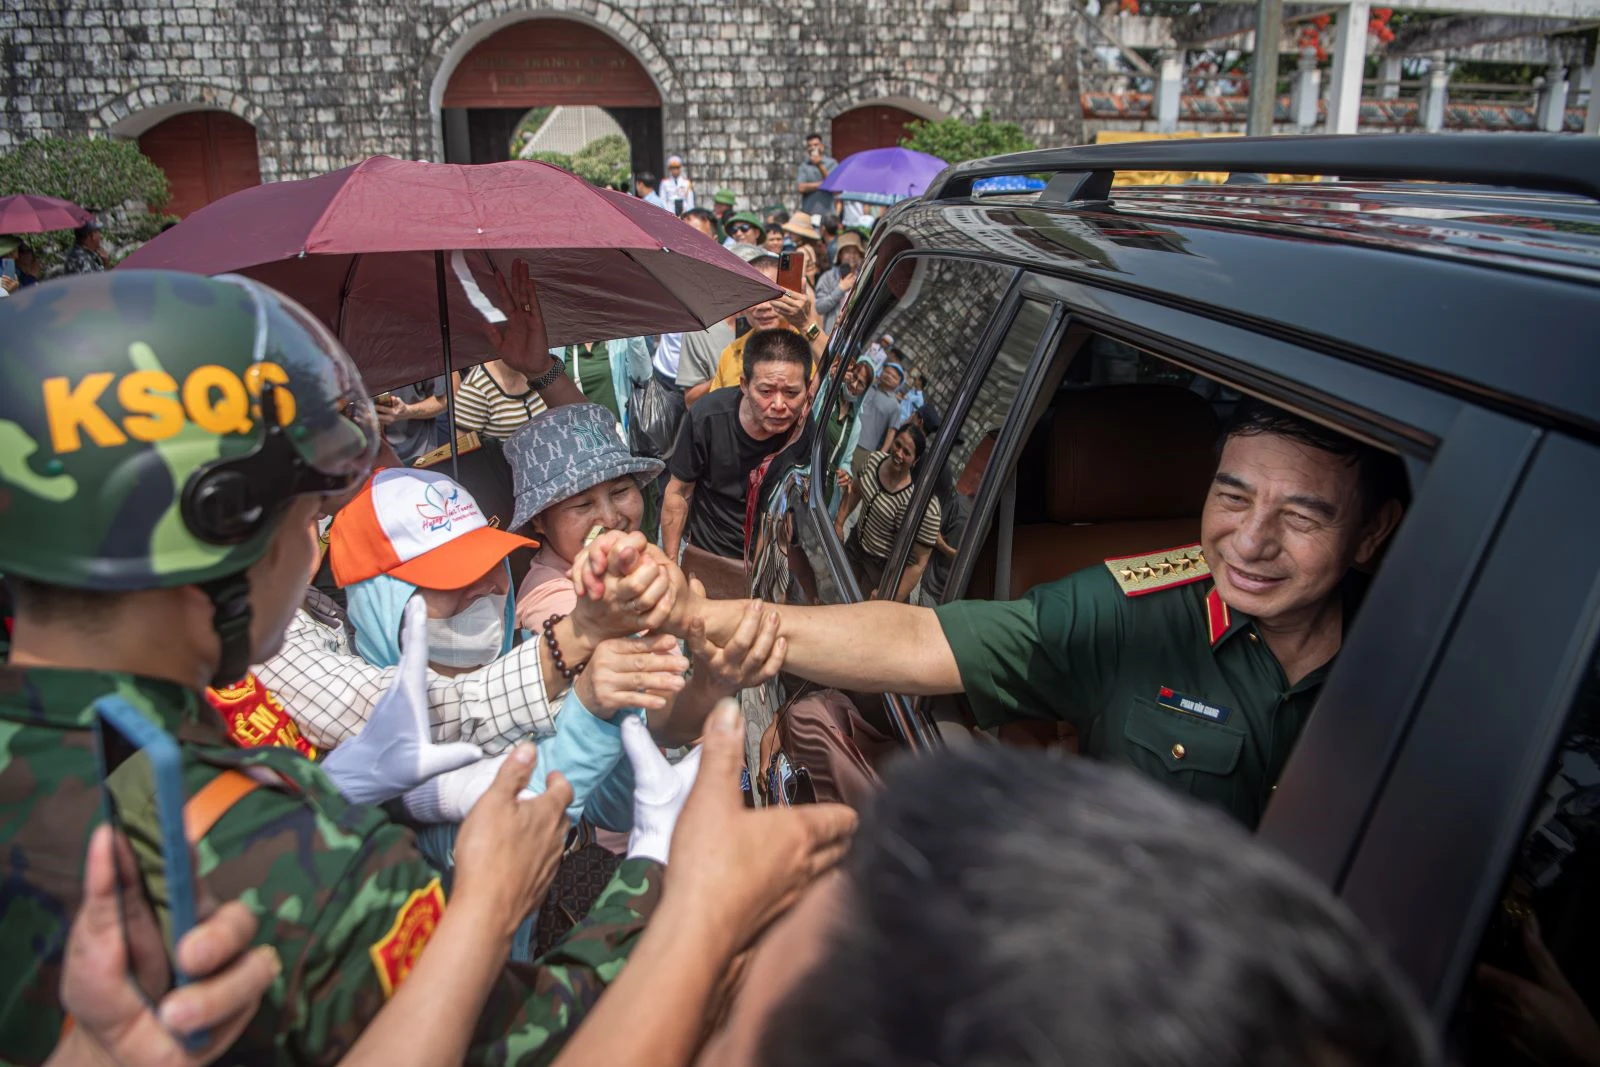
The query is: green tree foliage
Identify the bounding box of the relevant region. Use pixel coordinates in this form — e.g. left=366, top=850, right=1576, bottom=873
left=524, top=150, right=575, bottom=170
left=569, top=134, right=632, bottom=190
left=0, top=136, right=175, bottom=266
left=899, top=112, right=1037, bottom=164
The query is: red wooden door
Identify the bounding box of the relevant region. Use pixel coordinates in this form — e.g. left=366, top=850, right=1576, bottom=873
left=139, top=112, right=262, bottom=218
left=831, top=105, right=924, bottom=160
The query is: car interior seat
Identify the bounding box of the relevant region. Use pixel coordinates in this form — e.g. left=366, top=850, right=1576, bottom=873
left=960, top=383, right=1220, bottom=749
left=1005, top=383, right=1221, bottom=597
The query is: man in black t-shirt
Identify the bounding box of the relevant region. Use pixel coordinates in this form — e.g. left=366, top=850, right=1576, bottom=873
left=663, top=328, right=811, bottom=562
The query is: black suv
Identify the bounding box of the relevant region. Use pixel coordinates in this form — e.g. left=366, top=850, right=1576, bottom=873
left=746, top=135, right=1600, bottom=1060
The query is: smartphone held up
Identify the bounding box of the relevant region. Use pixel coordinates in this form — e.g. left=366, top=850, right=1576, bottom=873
left=776, top=252, right=805, bottom=293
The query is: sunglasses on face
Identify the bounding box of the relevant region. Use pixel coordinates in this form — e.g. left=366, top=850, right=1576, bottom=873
left=731, top=225, right=753, bottom=235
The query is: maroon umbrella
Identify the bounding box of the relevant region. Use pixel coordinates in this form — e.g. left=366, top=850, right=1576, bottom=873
left=118, top=156, right=780, bottom=395
left=0, top=194, right=92, bottom=234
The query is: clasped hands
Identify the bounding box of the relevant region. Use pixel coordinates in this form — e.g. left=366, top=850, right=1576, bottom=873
left=565, top=531, right=784, bottom=727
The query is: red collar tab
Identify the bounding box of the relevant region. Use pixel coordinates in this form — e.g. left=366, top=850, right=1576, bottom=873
left=1206, top=585, right=1233, bottom=647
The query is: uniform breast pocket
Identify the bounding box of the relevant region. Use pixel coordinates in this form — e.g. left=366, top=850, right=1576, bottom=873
left=1122, top=697, right=1245, bottom=792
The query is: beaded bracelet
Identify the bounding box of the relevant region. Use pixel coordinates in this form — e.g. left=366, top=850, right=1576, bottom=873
left=541, top=613, right=588, bottom=681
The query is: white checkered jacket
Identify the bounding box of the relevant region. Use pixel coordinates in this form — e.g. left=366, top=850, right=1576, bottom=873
left=257, top=590, right=556, bottom=754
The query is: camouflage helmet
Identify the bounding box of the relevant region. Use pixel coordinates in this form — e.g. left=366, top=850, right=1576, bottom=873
left=0, top=270, right=379, bottom=592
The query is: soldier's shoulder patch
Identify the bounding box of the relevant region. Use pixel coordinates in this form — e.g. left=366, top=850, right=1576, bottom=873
left=413, top=432, right=482, bottom=469
left=1104, top=544, right=1210, bottom=597
left=369, top=878, right=445, bottom=997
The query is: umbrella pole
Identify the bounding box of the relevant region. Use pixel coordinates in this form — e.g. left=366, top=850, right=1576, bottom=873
left=434, top=249, right=459, bottom=479
left=335, top=253, right=362, bottom=342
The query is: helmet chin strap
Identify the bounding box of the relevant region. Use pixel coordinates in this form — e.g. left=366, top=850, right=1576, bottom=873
left=202, top=574, right=255, bottom=688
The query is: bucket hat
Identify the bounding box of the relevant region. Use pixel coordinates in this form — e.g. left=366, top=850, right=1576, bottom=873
left=507, top=403, right=665, bottom=531
left=782, top=215, right=821, bottom=242
left=330, top=466, right=535, bottom=589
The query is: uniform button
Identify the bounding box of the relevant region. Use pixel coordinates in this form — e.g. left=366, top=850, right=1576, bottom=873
left=1248, top=631, right=1259, bottom=643
left=1171, top=743, right=1186, bottom=760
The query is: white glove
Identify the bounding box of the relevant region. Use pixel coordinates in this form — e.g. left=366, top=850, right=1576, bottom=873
left=321, top=597, right=484, bottom=805
left=402, top=753, right=508, bottom=823
left=621, top=715, right=701, bottom=865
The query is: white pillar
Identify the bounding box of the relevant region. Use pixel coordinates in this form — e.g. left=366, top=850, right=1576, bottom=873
left=1292, top=48, right=1323, bottom=131
left=1325, top=0, right=1371, bottom=135
left=1379, top=55, right=1403, bottom=100
left=1156, top=50, right=1185, bottom=133
left=1583, top=48, right=1599, bottom=135
left=1422, top=60, right=1450, bottom=133
left=1535, top=64, right=1568, bottom=132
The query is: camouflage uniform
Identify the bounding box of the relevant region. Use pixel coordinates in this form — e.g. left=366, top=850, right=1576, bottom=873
left=0, top=272, right=664, bottom=1066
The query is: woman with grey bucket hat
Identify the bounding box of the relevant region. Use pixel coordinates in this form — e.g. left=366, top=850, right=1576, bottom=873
left=508, top=403, right=666, bottom=627
left=507, top=403, right=785, bottom=747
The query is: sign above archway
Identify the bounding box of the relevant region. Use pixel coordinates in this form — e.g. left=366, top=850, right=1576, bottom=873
left=442, top=19, right=661, bottom=109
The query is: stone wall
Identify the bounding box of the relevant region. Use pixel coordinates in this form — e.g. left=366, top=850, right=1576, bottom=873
left=1, top=0, right=1083, bottom=209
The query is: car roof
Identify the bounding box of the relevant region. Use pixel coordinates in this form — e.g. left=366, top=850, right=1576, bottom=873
left=884, top=135, right=1600, bottom=439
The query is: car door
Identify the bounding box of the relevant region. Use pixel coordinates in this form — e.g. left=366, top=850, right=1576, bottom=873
left=1333, top=430, right=1600, bottom=1028
left=880, top=268, right=1526, bottom=867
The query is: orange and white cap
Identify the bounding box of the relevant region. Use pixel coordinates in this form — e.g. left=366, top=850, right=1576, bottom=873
left=329, top=467, right=537, bottom=590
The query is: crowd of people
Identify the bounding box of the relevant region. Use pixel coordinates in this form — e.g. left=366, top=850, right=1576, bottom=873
left=0, top=129, right=1456, bottom=1067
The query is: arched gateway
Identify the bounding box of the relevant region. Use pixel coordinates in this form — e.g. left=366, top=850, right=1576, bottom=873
left=437, top=17, right=664, bottom=180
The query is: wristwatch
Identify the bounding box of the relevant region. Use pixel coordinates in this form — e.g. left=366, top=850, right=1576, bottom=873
left=804, top=321, right=822, bottom=341
left=530, top=356, right=566, bottom=391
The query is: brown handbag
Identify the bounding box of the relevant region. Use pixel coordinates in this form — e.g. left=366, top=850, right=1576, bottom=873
left=680, top=543, right=749, bottom=601
left=759, top=688, right=896, bottom=810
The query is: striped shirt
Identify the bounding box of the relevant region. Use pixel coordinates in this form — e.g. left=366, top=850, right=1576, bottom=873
left=453, top=364, right=547, bottom=439
left=855, top=450, right=941, bottom=559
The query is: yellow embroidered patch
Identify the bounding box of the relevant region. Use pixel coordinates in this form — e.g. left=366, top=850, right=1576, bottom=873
left=369, top=878, right=445, bottom=998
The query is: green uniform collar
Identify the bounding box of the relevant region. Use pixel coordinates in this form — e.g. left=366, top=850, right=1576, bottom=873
left=0, top=664, right=207, bottom=732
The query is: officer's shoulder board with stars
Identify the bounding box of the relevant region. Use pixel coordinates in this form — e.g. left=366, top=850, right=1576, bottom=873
left=1104, top=543, right=1210, bottom=597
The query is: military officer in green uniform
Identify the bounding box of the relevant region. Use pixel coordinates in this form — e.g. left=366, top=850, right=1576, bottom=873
left=602, top=400, right=1406, bottom=829
left=0, top=271, right=664, bottom=1066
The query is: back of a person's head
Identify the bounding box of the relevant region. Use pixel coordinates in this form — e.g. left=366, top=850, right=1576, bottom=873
left=759, top=747, right=1435, bottom=1067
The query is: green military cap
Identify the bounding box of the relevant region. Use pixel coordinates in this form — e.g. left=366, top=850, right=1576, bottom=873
left=0, top=234, right=19, bottom=257
left=726, top=211, right=763, bottom=230
left=713, top=188, right=737, bottom=206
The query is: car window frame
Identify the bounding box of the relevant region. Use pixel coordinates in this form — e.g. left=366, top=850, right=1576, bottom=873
left=918, top=269, right=1524, bottom=895
left=1336, top=429, right=1600, bottom=1018
left=873, top=296, right=1065, bottom=604
left=808, top=253, right=1024, bottom=607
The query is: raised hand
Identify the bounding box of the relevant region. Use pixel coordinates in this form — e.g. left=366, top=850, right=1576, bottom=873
left=687, top=595, right=785, bottom=698
left=621, top=715, right=703, bottom=865
left=320, top=597, right=484, bottom=805
left=484, top=258, right=553, bottom=379
left=576, top=634, right=691, bottom=715
left=59, top=826, right=279, bottom=1067
left=451, top=744, right=574, bottom=939
left=568, top=531, right=683, bottom=639
left=662, top=700, right=856, bottom=953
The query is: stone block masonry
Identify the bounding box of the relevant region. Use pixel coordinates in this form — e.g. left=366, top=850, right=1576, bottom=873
left=1, top=0, right=1081, bottom=210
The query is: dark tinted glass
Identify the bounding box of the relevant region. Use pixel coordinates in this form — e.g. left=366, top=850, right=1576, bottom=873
left=1447, top=644, right=1600, bottom=1066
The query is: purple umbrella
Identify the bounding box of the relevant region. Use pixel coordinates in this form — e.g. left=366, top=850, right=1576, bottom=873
left=819, top=148, right=949, bottom=201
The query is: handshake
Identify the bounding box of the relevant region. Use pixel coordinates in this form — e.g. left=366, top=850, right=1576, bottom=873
left=561, top=531, right=786, bottom=738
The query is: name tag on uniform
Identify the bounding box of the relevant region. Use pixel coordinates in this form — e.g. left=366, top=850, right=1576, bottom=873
left=1155, top=686, right=1232, bottom=724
